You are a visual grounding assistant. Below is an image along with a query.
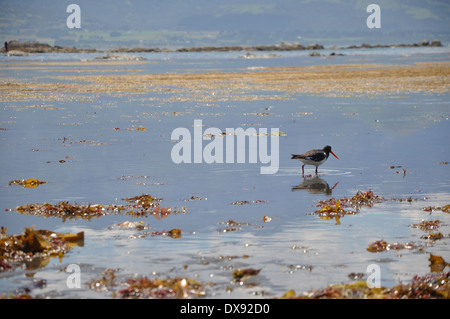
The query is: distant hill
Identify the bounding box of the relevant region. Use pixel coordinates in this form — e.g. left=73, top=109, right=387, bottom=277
left=1, top=0, right=449, bottom=49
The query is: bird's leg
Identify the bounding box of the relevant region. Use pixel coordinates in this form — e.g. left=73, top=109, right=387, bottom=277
left=302, top=164, right=305, bottom=176
left=315, top=166, right=318, bottom=175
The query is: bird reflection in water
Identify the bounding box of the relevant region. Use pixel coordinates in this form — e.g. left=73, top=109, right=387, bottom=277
left=292, top=175, right=339, bottom=195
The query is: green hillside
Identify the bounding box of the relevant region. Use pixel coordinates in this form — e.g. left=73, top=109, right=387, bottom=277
left=0, top=0, right=448, bottom=49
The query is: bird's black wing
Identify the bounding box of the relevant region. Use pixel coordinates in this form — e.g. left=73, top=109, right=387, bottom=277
left=307, top=152, right=327, bottom=162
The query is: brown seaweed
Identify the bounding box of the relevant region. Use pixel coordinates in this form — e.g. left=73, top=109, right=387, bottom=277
left=0, top=226, right=84, bottom=270
left=282, top=271, right=450, bottom=299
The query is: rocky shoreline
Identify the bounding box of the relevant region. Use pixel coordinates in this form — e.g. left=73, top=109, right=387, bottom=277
left=1, top=39, right=443, bottom=56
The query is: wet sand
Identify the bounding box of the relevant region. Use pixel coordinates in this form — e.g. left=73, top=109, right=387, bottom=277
left=1, top=61, right=449, bottom=103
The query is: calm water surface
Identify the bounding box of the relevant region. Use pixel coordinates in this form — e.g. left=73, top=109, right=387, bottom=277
left=0, top=48, right=449, bottom=298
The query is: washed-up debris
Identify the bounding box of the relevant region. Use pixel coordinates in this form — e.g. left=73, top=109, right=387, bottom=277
left=411, top=220, right=441, bottom=231
left=87, top=268, right=205, bottom=298
left=8, top=178, right=46, bottom=188
left=159, top=228, right=182, bottom=239
left=125, top=206, right=187, bottom=219
left=232, top=268, right=261, bottom=281
left=347, top=272, right=365, bottom=281
left=313, top=200, right=356, bottom=224
left=421, top=232, right=445, bottom=241
left=117, top=175, right=164, bottom=186
left=281, top=271, right=450, bottom=299
left=86, top=268, right=117, bottom=293
left=181, top=195, right=207, bottom=202
left=14, top=202, right=115, bottom=221
left=429, top=254, right=449, bottom=273
left=262, top=215, right=272, bottom=223
left=11, top=194, right=187, bottom=221
left=230, top=199, right=266, bottom=205
left=410, top=220, right=447, bottom=241
left=0, top=226, right=83, bottom=270
left=390, top=165, right=408, bottom=176
left=218, top=255, right=250, bottom=261
left=0, top=259, right=13, bottom=272
left=113, top=127, right=147, bottom=131
left=217, top=220, right=253, bottom=233
left=0, top=278, right=47, bottom=299
left=348, top=190, right=385, bottom=207
left=123, top=228, right=183, bottom=239
left=122, top=194, right=186, bottom=218
left=319, top=190, right=384, bottom=208
left=119, top=276, right=205, bottom=299
left=367, top=240, right=421, bottom=252
left=115, top=220, right=150, bottom=231
left=422, top=205, right=450, bottom=213
left=123, top=194, right=162, bottom=209
left=312, top=191, right=419, bottom=223
left=107, top=221, right=182, bottom=239
left=286, top=264, right=313, bottom=274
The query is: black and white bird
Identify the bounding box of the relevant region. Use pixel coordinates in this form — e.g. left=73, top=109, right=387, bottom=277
left=291, top=145, right=339, bottom=175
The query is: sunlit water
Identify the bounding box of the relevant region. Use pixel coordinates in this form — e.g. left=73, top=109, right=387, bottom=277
left=0, top=47, right=449, bottom=298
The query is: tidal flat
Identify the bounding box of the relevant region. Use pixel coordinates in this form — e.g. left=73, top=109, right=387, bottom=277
left=0, top=49, right=449, bottom=298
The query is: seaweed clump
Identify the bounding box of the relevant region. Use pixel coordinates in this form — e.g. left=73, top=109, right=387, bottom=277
left=313, top=190, right=385, bottom=223
left=9, top=178, right=47, bottom=188
left=316, top=190, right=384, bottom=210
left=367, top=240, right=421, bottom=252
left=119, top=276, right=205, bottom=299
left=0, top=226, right=83, bottom=271
left=11, top=194, right=187, bottom=221
left=14, top=202, right=117, bottom=221
left=86, top=269, right=206, bottom=298
left=281, top=271, right=450, bottom=299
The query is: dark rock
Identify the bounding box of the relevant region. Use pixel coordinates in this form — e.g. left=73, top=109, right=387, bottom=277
left=2, top=40, right=98, bottom=54
left=6, top=40, right=52, bottom=53
left=342, top=40, right=444, bottom=50
left=2, top=39, right=443, bottom=56
left=431, top=40, right=443, bottom=47
left=306, top=43, right=324, bottom=50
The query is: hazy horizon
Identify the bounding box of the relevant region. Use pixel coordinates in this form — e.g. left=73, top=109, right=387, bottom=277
left=1, top=0, right=449, bottom=49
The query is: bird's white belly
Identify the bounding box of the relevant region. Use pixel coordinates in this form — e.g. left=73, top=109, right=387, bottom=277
left=298, top=158, right=326, bottom=167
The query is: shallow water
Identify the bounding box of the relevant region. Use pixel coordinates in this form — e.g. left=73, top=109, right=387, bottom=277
left=0, top=48, right=449, bottom=298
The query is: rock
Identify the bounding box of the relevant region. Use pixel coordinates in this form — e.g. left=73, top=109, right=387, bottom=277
left=431, top=40, right=443, bottom=47
left=2, top=40, right=98, bottom=54
left=2, top=39, right=443, bottom=56
left=306, top=43, right=324, bottom=50
left=309, top=51, right=321, bottom=57
left=6, top=40, right=52, bottom=53
left=342, top=40, right=444, bottom=50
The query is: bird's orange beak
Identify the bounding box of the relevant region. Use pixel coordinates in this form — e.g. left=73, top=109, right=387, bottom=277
left=331, top=151, right=339, bottom=159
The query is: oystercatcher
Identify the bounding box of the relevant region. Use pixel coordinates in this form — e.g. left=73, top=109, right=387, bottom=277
left=291, top=145, right=339, bottom=175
